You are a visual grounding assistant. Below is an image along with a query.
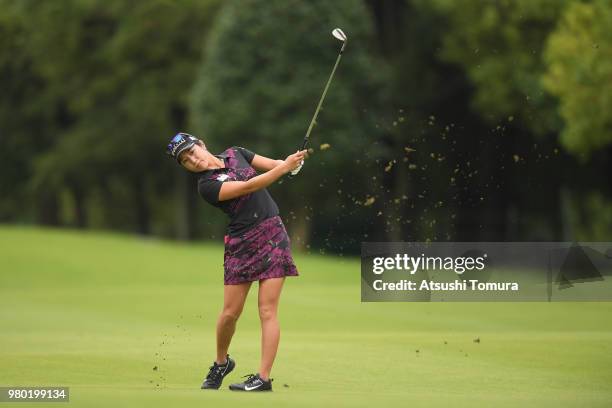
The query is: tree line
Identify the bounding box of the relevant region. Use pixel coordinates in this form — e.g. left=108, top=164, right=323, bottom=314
left=1, top=0, right=610, bottom=254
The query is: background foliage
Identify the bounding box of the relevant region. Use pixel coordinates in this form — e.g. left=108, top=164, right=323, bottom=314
left=1, top=0, right=611, bottom=253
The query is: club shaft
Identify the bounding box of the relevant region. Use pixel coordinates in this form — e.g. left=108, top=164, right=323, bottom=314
left=301, top=42, right=346, bottom=150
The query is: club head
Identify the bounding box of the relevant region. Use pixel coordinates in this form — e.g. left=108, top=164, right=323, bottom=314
left=332, top=28, right=347, bottom=42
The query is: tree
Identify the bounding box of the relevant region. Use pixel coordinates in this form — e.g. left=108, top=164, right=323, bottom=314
left=427, top=0, right=568, bottom=135
left=190, top=0, right=384, bottom=249
left=2, top=0, right=221, bottom=236
left=543, top=0, right=612, bottom=157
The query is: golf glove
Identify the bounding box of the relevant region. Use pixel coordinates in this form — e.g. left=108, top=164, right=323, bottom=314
left=290, top=160, right=304, bottom=176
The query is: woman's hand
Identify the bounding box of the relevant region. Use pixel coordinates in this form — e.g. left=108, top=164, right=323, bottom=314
left=282, top=150, right=307, bottom=174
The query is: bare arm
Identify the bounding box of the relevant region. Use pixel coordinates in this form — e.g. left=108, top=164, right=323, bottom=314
left=251, top=154, right=284, bottom=172
left=218, top=150, right=306, bottom=201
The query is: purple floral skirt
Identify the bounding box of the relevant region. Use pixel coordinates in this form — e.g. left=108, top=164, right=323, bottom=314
left=223, top=216, right=299, bottom=285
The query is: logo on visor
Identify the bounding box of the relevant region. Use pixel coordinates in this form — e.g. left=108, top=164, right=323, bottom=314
left=171, top=142, right=186, bottom=156
left=167, top=132, right=197, bottom=158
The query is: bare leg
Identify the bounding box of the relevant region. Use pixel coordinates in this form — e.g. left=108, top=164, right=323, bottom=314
left=257, top=277, right=285, bottom=380
left=216, top=282, right=252, bottom=364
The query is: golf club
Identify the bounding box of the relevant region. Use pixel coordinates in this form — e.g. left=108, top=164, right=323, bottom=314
left=290, top=27, right=348, bottom=176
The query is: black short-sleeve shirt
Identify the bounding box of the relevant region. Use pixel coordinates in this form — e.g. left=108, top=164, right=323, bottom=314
left=197, top=146, right=279, bottom=237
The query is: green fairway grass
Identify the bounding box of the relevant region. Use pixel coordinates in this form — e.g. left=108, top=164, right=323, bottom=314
left=1, top=226, right=611, bottom=407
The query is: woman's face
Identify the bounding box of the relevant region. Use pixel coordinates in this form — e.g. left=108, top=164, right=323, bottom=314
left=179, top=143, right=208, bottom=172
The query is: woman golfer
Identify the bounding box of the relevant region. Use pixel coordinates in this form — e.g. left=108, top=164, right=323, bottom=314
left=166, top=132, right=306, bottom=392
